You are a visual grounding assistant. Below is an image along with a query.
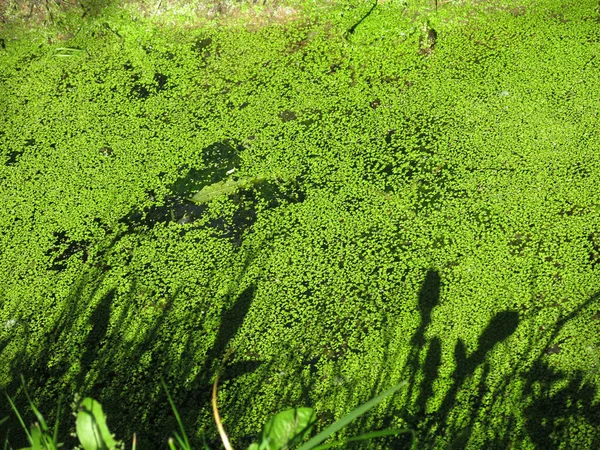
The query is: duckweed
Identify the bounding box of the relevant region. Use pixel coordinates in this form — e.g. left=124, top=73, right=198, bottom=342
left=1, top=0, right=600, bottom=448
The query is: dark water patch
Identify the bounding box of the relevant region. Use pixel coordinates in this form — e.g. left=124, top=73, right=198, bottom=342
left=5, top=150, right=23, bottom=165
left=385, top=129, right=396, bottom=145
left=327, top=63, right=341, bottom=74
left=201, top=139, right=243, bottom=170
left=131, top=83, right=150, bottom=99
left=254, top=174, right=306, bottom=206
left=98, top=146, right=114, bottom=157
left=117, top=138, right=304, bottom=247
left=130, top=72, right=170, bottom=99
left=118, top=194, right=207, bottom=232
left=46, top=231, right=90, bottom=271
left=193, top=37, right=213, bottom=54
left=193, top=36, right=219, bottom=65
left=559, top=202, right=588, bottom=217
left=154, top=72, right=168, bottom=91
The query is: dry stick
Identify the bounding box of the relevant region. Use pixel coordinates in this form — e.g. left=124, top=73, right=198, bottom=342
left=212, top=347, right=235, bottom=450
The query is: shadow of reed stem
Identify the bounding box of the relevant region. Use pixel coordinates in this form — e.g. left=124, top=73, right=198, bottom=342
left=213, top=347, right=235, bottom=450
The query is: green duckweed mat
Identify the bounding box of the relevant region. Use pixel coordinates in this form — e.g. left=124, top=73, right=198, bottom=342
left=1, top=0, right=600, bottom=448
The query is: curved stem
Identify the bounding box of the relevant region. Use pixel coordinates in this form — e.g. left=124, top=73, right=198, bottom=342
left=212, top=348, right=234, bottom=450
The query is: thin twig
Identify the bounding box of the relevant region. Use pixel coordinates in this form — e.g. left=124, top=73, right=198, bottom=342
left=212, top=347, right=234, bottom=450
left=153, top=0, right=162, bottom=17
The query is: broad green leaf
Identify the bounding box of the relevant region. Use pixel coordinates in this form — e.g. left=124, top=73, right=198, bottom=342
left=76, top=398, right=119, bottom=450
left=252, top=407, right=316, bottom=450
left=28, top=422, right=43, bottom=450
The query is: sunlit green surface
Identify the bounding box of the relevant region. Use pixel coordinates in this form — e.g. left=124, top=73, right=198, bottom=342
left=1, top=0, right=600, bottom=448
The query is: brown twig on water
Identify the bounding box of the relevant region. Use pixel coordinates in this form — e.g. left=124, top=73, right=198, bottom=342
left=212, top=347, right=235, bottom=450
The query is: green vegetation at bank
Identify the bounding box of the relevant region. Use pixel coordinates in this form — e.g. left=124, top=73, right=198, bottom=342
left=4, top=373, right=413, bottom=449
left=1, top=0, right=600, bottom=448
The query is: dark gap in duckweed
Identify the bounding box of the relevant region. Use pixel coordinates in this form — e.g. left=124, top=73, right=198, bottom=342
left=131, top=83, right=150, bottom=99
left=193, top=36, right=213, bottom=54
left=116, top=139, right=305, bottom=245
left=46, top=231, right=90, bottom=271
left=5, top=150, right=23, bottom=165
left=98, top=146, right=114, bottom=157
left=154, top=72, right=168, bottom=91
left=588, top=232, right=600, bottom=268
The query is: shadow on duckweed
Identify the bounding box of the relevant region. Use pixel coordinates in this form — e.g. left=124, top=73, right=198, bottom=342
left=337, top=269, right=600, bottom=449
left=2, top=255, right=599, bottom=448
left=3, top=132, right=598, bottom=448
left=0, top=136, right=307, bottom=447
left=42, top=138, right=306, bottom=277
left=118, top=138, right=305, bottom=246
left=0, top=214, right=274, bottom=448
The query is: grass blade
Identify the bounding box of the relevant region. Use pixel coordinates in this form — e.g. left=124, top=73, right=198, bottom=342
left=160, top=377, right=191, bottom=450
left=311, top=427, right=415, bottom=449
left=297, top=381, right=408, bottom=450
left=52, top=394, right=64, bottom=446
left=20, top=375, right=49, bottom=433
left=6, top=393, right=33, bottom=444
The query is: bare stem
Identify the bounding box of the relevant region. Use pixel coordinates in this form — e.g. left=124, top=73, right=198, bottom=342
left=212, top=348, right=234, bottom=450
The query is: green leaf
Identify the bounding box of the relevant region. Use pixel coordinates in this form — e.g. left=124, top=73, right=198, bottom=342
left=251, top=407, right=316, bottom=450
left=28, top=423, right=44, bottom=450
left=297, top=381, right=408, bottom=450
left=76, top=398, right=119, bottom=450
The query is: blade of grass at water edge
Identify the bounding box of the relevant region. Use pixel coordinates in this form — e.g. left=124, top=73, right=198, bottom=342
left=6, top=393, right=34, bottom=444
left=297, top=381, right=408, bottom=450
left=21, top=375, right=50, bottom=435
left=160, top=377, right=191, bottom=450
left=310, top=427, right=416, bottom=450
left=52, top=394, right=64, bottom=447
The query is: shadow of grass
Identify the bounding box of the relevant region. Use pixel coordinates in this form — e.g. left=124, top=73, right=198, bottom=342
left=324, top=268, right=599, bottom=449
